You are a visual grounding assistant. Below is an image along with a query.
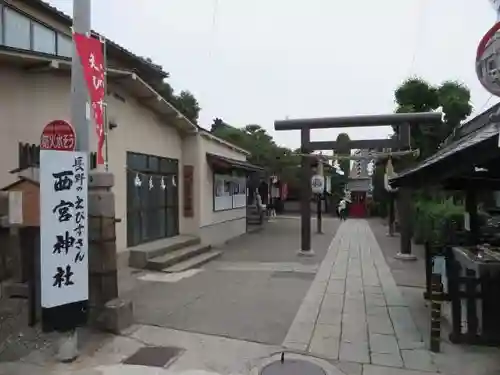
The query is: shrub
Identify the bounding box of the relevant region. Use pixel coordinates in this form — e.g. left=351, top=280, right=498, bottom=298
left=413, top=199, right=465, bottom=245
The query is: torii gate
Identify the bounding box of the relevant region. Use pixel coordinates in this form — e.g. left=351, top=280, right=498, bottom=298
left=274, top=112, right=443, bottom=258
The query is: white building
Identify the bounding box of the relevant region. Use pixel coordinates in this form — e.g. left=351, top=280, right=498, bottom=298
left=0, top=0, right=263, bottom=270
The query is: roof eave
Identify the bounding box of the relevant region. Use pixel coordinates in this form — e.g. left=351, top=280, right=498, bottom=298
left=0, top=49, right=197, bottom=134
left=24, top=0, right=167, bottom=79
left=200, top=131, right=251, bottom=156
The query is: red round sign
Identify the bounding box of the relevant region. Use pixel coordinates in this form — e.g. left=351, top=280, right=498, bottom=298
left=40, top=120, right=76, bottom=151
left=476, top=22, right=500, bottom=97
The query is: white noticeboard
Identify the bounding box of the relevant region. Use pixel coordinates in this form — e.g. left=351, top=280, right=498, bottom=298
left=311, top=174, right=325, bottom=194
left=40, top=150, right=88, bottom=309
left=464, top=212, right=471, bottom=231
left=8, top=191, right=23, bottom=225
left=325, top=176, right=332, bottom=194
left=233, top=176, right=247, bottom=208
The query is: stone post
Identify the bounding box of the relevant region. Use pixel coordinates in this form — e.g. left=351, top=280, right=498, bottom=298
left=395, top=187, right=417, bottom=260
left=88, top=171, right=133, bottom=333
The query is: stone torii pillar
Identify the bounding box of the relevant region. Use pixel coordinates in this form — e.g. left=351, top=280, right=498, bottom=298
left=274, top=112, right=442, bottom=258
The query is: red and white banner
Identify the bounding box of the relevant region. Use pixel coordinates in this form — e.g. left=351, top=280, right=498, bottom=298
left=73, top=33, right=105, bottom=165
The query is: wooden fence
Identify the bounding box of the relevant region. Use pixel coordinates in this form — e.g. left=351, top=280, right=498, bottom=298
left=18, top=142, right=98, bottom=171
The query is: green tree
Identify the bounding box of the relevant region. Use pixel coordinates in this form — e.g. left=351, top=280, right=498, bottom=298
left=171, top=90, right=201, bottom=124
left=210, top=119, right=303, bottom=189
left=154, top=81, right=201, bottom=124
left=393, top=77, right=472, bottom=160
left=211, top=120, right=281, bottom=170
left=210, top=119, right=351, bottom=200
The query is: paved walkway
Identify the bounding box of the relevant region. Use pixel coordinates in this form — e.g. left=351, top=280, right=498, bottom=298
left=119, top=217, right=338, bottom=345
left=284, top=220, right=438, bottom=373
left=2, top=218, right=491, bottom=375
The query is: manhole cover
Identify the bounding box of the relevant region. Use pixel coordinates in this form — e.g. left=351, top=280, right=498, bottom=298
left=122, top=346, right=182, bottom=367
left=261, top=359, right=326, bottom=375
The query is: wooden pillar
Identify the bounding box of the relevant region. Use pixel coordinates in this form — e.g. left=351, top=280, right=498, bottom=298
left=396, top=187, right=416, bottom=260
left=465, top=188, right=479, bottom=244
left=388, top=193, right=396, bottom=236
left=385, top=157, right=397, bottom=236
left=300, top=127, right=313, bottom=254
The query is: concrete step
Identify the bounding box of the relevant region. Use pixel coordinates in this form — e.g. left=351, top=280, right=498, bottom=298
left=162, top=250, right=223, bottom=273
left=146, top=243, right=212, bottom=271
left=129, top=235, right=201, bottom=268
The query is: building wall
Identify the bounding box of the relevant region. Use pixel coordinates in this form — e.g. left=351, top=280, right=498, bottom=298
left=6, top=0, right=69, bottom=34
left=198, top=134, right=247, bottom=245
left=0, top=67, right=71, bottom=187
left=0, top=66, right=186, bottom=254
left=181, top=134, right=201, bottom=236
left=0, top=0, right=252, bottom=252
left=105, top=87, right=183, bottom=253
left=347, top=179, right=371, bottom=192
left=4, top=0, right=128, bottom=70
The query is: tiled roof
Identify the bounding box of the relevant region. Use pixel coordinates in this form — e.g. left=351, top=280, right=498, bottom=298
left=392, top=118, right=498, bottom=182
left=27, top=0, right=167, bottom=79
left=442, top=103, right=500, bottom=145
left=206, top=153, right=264, bottom=172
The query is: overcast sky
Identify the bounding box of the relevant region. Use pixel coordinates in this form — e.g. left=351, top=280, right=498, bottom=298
left=49, top=0, right=498, bottom=150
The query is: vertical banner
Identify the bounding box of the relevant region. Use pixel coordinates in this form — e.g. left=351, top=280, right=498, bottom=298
left=73, top=33, right=105, bottom=165
left=40, top=150, right=88, bottom=330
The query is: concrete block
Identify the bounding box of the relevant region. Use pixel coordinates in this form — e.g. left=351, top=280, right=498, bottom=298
left=96, top=298, right=134, bottom=334
left=2, top=281, right=28, bottom=298
left=370, top=352, right=403, bottom=368
left=309, top=325, right=341, bottom=359
left=88, top=192, right=115, bottom=217
left=327, top=280, right=345, bottom=294
left=339, top=342, right=370, bottom=363
left=367, top=315, right=394, bottom=335
left=88, top=217, right=116, bottom=243
left=88, top=171, right=114, bottom=188
left=317, top=308, right=342, bottom=325
left=369, top=333, right=399, bottom=354
left=284, top=321, right=315, bottom=344
left=401, top=349, right=437, bottom=372
left=89, top=240, right=117, bottom=271
left=364, top=286, right=383, bottom=295
left=397, top=338, right=425, bottom=350
left=365, top=295, right=386, bottom=307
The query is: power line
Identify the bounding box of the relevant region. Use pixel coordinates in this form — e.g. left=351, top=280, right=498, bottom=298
left=407, top=0, right=428, bottom=76
left=479, top=95, right=493, bottom=112
left=208, top=0, right=220, bottom=59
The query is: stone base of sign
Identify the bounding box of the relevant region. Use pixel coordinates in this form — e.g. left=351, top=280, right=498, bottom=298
left=88, top=171, right=133, bottom=333
left=395, top=252, right=417, bottom=261
left=56, top=330, right=78, bottom=363
left=297, top=249, right=316, bottom=257
left=93, top=297, right=134, bottom=334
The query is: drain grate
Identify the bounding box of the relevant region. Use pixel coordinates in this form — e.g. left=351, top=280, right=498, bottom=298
left=271, top=271, right=315, bottom=280
left=260, top=359, right=326, bottom=375
left=122, top=346, right=182, bottom=368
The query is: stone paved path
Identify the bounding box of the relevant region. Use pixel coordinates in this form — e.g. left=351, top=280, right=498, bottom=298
left=283, top=219, right=438, bottom=374
left=121, top=217, right=338, bottom=345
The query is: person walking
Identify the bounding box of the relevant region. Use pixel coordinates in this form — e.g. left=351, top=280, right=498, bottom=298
left=337, top=199, right=347, bottom=221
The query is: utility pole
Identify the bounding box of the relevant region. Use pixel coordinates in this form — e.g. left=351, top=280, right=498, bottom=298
left=72, top=0, right=91, bottom=153
left=56, top=0, right=91, bottom=362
